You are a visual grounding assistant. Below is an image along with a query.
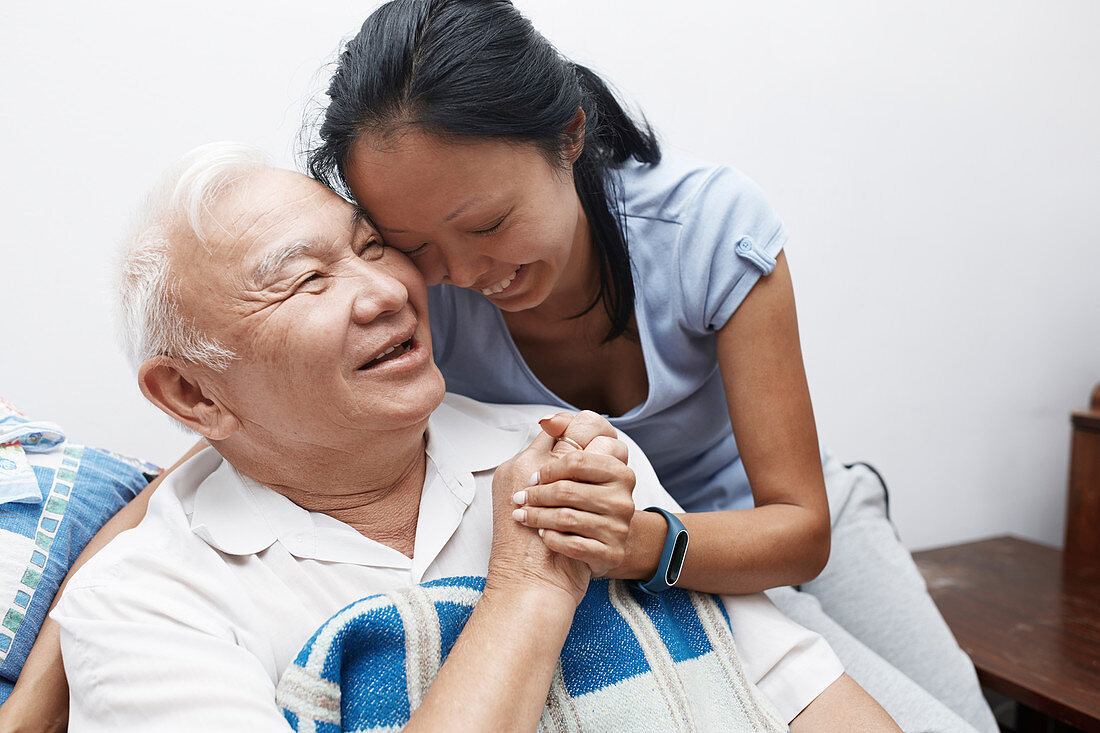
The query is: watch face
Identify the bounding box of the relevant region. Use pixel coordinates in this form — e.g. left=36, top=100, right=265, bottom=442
left=665, top=530, right=689, bottom=586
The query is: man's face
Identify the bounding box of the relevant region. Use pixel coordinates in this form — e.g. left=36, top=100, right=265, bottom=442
left=176, top=169, right=445, bottom=447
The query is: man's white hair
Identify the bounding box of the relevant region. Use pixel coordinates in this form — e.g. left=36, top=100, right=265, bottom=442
left=117, top=142, right=272, bottom=373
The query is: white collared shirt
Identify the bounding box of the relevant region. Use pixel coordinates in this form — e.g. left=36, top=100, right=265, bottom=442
left=54, top=394, right=841, bottom=731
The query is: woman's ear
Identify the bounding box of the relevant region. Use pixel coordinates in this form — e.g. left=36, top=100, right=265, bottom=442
left=564, top=107, right=586, bottom=165
left=138, top=357, right=240, bottom=440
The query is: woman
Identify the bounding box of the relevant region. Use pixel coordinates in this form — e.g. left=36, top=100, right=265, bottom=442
left=305, top=1, right=995, bottom=731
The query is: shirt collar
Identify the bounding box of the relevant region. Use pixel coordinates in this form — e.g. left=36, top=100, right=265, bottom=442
left=189, top=457, right=412, bottom=567
left=423, top=395, right=530, bottom=475
left=188, top=396, right=531, bottom=572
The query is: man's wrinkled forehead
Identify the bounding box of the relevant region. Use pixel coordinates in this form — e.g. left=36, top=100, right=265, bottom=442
left=185, top=169, right=356, bottom=279
left=170, top=170, right=356, bottom=309
left=210, top=170, right=341, bottom=257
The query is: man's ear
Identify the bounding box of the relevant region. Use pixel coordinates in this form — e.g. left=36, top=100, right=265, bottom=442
left=564, top=107, right=586, bottom=165
left=138, top=357, right=240, bottom=440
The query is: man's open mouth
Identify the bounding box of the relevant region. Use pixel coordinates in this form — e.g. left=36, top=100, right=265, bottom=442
left=358, top=338, right=413, bottom=367
left=358, top=338, right=415, bottom=370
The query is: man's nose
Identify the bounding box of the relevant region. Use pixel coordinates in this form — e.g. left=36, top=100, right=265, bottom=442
left=351, top=268, right=408, bottom=323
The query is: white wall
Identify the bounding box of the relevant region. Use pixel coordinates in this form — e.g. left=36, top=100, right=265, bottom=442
left=2, top=1, right=1097, bottom=550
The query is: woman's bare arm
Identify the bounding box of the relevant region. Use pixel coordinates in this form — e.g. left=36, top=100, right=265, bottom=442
left=0, top=440, right=206, bottom=733
left=612, top=251, right=833, bottom=594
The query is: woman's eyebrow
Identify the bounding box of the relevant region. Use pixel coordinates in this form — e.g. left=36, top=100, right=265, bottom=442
left=250, top=240, right=315, bottom=288
left=441, top=194, right=489, bottom=224
left=361, top=195, right=493, bottom=235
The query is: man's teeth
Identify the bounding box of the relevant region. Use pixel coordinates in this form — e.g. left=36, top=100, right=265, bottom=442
left=480, top=268, right=519, bottom=296
left=363, top=339, right=412, bottom=368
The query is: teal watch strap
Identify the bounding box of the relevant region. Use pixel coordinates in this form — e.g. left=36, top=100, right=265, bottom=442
left=633, top=507, right=690, bottom=595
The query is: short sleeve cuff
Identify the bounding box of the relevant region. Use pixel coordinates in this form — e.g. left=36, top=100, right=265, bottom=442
left=704, top=224, right=787, bottom=331
left=754, top=630, right=844, bottom=723
left=720, top=592, right=844, bottom=724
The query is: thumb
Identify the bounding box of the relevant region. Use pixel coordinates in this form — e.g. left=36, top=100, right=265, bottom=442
left=538, top=412, right=573, bottom=441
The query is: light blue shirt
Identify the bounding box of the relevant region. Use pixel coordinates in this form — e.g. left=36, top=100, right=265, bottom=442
left=428, top=155, right=787, bottom=512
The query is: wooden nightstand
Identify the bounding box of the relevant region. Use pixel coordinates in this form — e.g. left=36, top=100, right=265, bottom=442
left=914, top=387, right=1100, bottom=731
left=915, top=537, right=1100, bottom=731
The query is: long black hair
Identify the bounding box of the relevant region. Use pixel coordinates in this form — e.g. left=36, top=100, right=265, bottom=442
left=307, top=0, right=660, bottom=341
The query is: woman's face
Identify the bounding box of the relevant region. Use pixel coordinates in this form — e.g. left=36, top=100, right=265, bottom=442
left=344, top=131, right=591, bottom=313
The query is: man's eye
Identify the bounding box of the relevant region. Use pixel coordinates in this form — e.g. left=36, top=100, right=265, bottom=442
left=360, top=241, right=385, bottom=260
left=294, top=273, right=324, bottom=293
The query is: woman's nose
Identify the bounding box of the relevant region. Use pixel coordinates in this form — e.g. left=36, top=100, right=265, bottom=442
left=441, top=249, right=493, bottom=289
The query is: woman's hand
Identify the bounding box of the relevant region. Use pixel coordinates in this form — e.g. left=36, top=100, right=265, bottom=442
left=511, top=411, right=637, bottom=578
left=487, top=425, right=592, bottom=606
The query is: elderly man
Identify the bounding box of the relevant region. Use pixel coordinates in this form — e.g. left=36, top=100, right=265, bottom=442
left=48, top=144, right=897, bottom=731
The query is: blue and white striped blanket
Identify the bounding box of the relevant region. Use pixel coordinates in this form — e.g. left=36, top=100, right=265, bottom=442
left=277, top=577, right=786, bottom=732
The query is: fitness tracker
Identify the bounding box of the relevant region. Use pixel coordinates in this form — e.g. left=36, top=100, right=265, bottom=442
left=632, top=507, right=690, bottom=595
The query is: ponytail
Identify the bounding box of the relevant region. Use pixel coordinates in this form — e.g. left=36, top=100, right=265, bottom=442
left=569, top=64, right=659, bottom=337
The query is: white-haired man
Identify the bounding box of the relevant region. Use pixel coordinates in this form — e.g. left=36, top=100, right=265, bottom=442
left=47, top=144, right=897, bottom=731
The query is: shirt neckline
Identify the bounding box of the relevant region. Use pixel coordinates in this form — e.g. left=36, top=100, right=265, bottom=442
left=186, top=399, right=526, bottom=572
left=484, top=289, right=657, bottom=424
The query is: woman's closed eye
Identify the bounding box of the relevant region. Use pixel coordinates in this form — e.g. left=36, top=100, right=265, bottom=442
left=472, top=211, right=510, bottom=235
left=391, top=242, right=428, bottom=256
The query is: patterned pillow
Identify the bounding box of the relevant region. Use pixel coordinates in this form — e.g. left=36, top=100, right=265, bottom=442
left=0, top=399, right=154, bottom=695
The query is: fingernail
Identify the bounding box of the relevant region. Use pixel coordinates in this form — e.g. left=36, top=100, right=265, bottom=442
left=512, top=508, right=527, bottom=522
left=512, top=490, right=527, bottom=505
left=538, top=414, right=556, bottom=424
left=528, top=470, right=539, bottom=485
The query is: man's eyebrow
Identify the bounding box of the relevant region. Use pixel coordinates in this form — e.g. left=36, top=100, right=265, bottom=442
left=251, top=240, right=314, bottom=288
left=354, top=205, right=404, bottom=234
left=351, top=205, right=373, bottom=225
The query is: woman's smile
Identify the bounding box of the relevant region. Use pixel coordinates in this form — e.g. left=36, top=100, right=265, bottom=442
left=479, top=264, right=528, bottom=298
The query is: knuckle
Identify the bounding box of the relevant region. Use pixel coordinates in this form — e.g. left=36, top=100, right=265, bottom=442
left=591, top=437, right=621, bottom=459
left=563, top=452, right=586, bottom=471
left=581, top=410, right=614, bottom=432
left=542, top=530, right=564, bottom=549
left=587, top=436, right=609, bottom=450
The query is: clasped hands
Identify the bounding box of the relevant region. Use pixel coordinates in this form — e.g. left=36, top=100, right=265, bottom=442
left=489, top=411, right=636, bottom=606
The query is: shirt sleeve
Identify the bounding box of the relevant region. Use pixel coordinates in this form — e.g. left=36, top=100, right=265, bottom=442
left=621, top=428, right=843, bottom=724
left=53, top=563, right=293, bottom=732
left=676, top=166, right=788, bottom=333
